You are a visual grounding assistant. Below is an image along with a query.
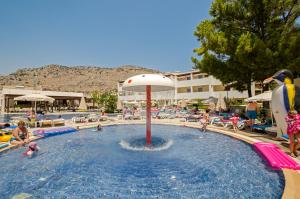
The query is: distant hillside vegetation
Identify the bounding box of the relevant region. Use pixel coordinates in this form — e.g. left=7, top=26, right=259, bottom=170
left=0, top=64, right=159, bottom=93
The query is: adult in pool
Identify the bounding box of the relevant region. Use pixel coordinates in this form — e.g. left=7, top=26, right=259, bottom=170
left=11, top=121, right=30, bottom=146
left=97, top=123, right=103, bottom=131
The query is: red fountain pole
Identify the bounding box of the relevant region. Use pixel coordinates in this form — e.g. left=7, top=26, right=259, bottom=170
left=146, top=85, right=151, bottom=145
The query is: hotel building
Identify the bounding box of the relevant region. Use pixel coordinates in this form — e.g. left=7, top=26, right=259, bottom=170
left=117, top=70, right=255, bottom=106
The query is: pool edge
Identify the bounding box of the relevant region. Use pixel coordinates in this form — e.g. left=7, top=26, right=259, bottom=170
left=1, top=120, right=299, bottom=199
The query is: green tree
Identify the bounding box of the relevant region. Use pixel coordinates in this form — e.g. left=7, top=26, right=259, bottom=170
left=91, top=90, right=101, bottom=108
left=99, top=90, right=118, bottom=113
left=192, top=0, right=300, bottom=97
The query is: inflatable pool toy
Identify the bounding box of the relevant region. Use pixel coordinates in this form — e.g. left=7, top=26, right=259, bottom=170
left=0, top=142, right=9, bottom=149
left=0, top=131, right=12, bottom=142
left=253, top=142, right=300, bottom=170
left=264, top=69, right=300, bottom=138
left=32, top=127, right=77, bottom=137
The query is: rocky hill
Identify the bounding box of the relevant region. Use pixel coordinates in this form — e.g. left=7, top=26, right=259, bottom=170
left=0, top=64, right=160, bottom=93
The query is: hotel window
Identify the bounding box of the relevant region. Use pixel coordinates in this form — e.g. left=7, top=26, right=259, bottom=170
left=192, top=73, right=209, bottom=79
left=177, top=87, right=191, bottom=93
left=177, top=75, right=190, bottom=81
left=192, top=85, right=209, bottom=92
left=213, top=85, right=225, bottom=91
left=193, top=74, right=201, bottom=79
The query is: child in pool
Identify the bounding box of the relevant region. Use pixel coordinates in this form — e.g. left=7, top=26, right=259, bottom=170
left=285, top=110, right=300, bottom=157
left=23, top=142, right=40, bottom=158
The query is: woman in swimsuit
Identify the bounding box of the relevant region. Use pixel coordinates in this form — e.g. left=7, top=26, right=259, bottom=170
left=11, top=120, right=30, bottom=146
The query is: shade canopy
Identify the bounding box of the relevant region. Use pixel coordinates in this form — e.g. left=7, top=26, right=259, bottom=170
left=202, top=96, right=218, bottom=104
left=14, top=94, right=55, bottom=103
left=122, top=74, right=174, bottom=92
left=245, top=91, right=272, bottom=102
left=78, top=97, right=87, bottom=110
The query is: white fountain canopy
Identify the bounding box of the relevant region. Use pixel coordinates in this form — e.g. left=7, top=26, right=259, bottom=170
left=122, top=74, right=175, bottom=92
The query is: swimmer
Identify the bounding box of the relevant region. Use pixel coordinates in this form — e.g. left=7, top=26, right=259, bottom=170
left=23, top=142, right=40, bottom=158
left=97, top=124, right=102, bottom=131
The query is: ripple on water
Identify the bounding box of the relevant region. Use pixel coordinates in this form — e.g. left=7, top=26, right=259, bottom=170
left=0, top=124, right=285, bottom=199
left=119, top=136, right=173, bottom=151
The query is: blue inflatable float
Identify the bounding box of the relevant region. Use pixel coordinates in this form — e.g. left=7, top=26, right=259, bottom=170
left=33, top=127, right=77, bottom=137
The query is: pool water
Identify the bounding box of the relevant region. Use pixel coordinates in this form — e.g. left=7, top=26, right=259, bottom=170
left=0, top=113, right=89, bottom=122
left=0, top=125, right=284, bottom=199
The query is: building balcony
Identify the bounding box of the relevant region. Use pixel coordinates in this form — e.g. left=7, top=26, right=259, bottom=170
left=176, top=77, right=223, bottom=87
left=176, top=90, right=249, bottom=100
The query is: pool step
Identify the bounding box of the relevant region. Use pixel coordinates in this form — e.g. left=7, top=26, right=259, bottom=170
left=254, top=142, right=300, bottom=170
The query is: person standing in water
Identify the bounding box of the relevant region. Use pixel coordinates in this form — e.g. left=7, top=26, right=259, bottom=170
left=97, top=123, right=103, bottom=131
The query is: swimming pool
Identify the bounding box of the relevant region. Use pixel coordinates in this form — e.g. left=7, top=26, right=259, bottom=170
left=0, top=125, right=284, bottom=199
left=0, top=113, right=90, bottom=122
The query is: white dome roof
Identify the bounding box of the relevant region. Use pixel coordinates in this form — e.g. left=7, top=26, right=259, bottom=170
left=122, top=74, right=174, bottom=92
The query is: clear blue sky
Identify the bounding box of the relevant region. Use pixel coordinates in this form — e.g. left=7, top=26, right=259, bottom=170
left=0, top=0, right=212, bottom=74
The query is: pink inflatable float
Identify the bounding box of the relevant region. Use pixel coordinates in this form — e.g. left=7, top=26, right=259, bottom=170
left=254, top=142, right=300, bottom=170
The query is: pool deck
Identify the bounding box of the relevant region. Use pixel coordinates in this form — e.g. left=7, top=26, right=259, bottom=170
left=1, top=118, right=300, bottom=199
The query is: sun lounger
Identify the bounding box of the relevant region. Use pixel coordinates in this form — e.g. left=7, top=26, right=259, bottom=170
left=252, top=124, right=272, bottom=132
left=133, top=113, right=141, bottom=120
left=27, top=121, right=38, bottom=128
left=72, top=116, right=87, bottom=123
left=53, top=119, right=65, bottom=126
left=281, top=134, right=289, bottom=140
left=99, top=116, right=108, bottom=121
left=40, top=120, right=53, bottom=127
left=124, top=114, right=133, bottom=120
left=87, top=114, right=99, bottom=122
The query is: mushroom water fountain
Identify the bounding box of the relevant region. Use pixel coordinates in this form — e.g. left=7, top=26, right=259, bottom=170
left=122, top=74, right=174, bottom=146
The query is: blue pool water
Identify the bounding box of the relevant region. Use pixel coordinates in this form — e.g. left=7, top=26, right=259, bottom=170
left=0, top=125, right=284, bottom=199
left=0, top=113, right=89, bottom=122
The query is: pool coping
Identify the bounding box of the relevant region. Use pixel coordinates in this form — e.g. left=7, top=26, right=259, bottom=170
left=1, top=120, right=299, bottom=199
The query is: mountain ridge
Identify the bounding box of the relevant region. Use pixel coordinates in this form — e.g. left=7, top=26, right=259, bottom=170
left=0, top=64, right=160, bottom=93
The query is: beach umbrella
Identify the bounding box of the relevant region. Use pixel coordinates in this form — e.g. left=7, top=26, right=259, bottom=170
left=14, top=94, right=55, bottom=114
left=244, top=91, right=272, bottom=102
left=78, top=96, right=87, bottom=111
